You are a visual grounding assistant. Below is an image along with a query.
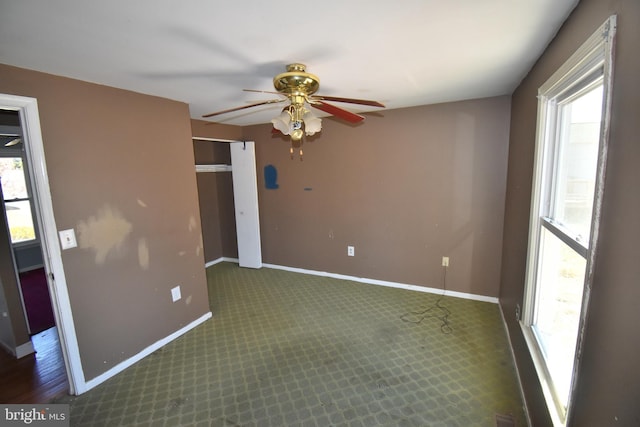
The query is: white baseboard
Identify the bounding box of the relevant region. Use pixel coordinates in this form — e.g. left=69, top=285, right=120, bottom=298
left=15, top=340, right=35, bottom=358
left=210, top=259, right=498, bottom=304
left=205, top=257, right=239, bottom=268
left=0, top=339, right=35, bottom=358
left=80, top=311, right=212, bottom=394
left=18, top=264, right=45, bottom=274
left=263, top=263, right=499, bottom=303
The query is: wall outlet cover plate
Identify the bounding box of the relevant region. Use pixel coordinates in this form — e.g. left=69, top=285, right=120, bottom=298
left=59, top=229, right=78, bottom=250
left=171, top=286, right=181, bottom=302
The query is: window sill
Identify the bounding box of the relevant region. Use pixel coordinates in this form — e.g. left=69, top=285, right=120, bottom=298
left=12, top=239, right=40, bottom=249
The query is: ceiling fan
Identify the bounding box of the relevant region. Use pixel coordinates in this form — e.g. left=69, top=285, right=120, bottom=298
left=202, top=63, right=385, bottom=159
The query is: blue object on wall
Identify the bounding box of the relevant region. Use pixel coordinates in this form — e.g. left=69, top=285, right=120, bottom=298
left=264, top=164, right=279, bottom=189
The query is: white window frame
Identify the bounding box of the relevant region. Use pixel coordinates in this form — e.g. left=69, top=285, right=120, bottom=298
left=0, top=147, right=40, bottom=247
left=521, top=16, right=616, bottom=427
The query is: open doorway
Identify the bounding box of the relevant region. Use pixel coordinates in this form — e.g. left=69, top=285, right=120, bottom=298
left=0, top=109, right=65, bottom=401
left=0, top=110, right=54, bottom=335
left=0, top=93, right=84, bottom=398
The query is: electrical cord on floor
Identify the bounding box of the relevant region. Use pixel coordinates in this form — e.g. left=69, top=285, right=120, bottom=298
left=400, top=265, right=452, bottom=334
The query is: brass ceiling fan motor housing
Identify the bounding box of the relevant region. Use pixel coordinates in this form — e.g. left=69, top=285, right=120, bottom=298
left=273, top=63, right=320, bottom=101
left=203, top=62, right=384, bottom=160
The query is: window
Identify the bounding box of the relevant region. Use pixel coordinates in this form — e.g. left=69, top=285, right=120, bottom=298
left=522, top=16, right=616, bottom=426
left=0, top=155, right=37, bottom=244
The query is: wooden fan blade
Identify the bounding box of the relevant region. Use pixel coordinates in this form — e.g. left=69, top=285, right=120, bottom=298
left=243, top=89, right=283, bottom=96
left=311, top=95, right=384, bottom=108
left=310, top=101, right=365, bottom=123
left=202, top=98, right=285, bottom=118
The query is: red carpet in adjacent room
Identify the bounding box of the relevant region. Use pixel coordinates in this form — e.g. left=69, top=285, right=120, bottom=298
left=18, top=268, right=55, bottom=334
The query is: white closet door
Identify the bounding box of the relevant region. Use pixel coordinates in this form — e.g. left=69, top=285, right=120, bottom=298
left=230, top=141, right=262, bottom=268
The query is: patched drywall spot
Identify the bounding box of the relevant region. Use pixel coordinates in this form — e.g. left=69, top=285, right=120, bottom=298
left=137, top=198, right=148, bottom=208
left=138, top=238, right=149, bottom=270
left=264, top=164, right=279, bottom=189
left=186, top=295, right=192, bottom=305
left=178, top=251, right=186, bottom=257
left=188, top=216, right=197, bottom=232
left=196, top=244, right=202, bottom=256
left=328, top=229, right=335, bottom=240
left=77, top=205, right=133, bottom=264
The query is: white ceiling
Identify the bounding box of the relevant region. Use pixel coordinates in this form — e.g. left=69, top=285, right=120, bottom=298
left=0, top=0, right=577, bottom=126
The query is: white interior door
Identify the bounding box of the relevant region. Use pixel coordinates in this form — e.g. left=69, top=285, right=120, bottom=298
left=230, top=141, right=262, bottom=268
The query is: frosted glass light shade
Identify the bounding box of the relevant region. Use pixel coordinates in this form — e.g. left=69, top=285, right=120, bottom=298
left=303, top=111, right=322, bottom=135
left=271, top=111, right=291, bottom=135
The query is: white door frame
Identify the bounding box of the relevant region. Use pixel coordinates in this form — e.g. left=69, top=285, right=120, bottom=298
left=0, top=93, right=85, bottom=394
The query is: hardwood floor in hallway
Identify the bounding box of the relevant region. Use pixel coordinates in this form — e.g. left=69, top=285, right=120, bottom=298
left=0, top=327, right=69, bottom=403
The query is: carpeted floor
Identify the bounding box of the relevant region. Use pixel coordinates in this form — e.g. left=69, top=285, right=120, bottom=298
left=19, top=267, right=55, bottom=334
left=56, top=262, right=526, bottom=426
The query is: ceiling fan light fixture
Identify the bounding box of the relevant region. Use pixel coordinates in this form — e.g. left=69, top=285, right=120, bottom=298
left=290, top=127, right=304, bottom=142
left=271, top=110, right=292, bottom=135
left=303, top=110, right=321, bottom=136
left=203, top=63, right=384, bottom=160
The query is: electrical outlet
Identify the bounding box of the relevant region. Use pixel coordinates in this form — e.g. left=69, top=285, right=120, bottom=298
left=442, top=256, right=450, bottom=267
left=347, top=245, right=355, bottom=257
left=171, top=286, right=181, bottom=302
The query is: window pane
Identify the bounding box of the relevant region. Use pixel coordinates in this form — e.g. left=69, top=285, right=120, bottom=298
left=0, top=157, right=29, bottom=200
left=5, top=200, right=36, bottom=242
left=533, top=227, right=586, bottom=407
left=551, top=85, right=603, bottom=242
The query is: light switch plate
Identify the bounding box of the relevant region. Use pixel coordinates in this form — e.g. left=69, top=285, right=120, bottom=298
left=59, top=229, right=77, bottom=250
left=171, top=286, right=181, bottom=302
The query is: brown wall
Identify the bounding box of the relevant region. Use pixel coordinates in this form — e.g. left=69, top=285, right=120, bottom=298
left=244, top=96, right=511, bottom=298
left=0, top=64, right=211, bottom=380
left=499, top=0, right=640, bottom=425
left=191, top=120, right=240, bottom=262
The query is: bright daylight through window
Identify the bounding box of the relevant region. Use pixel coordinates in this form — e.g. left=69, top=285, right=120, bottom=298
left=0, top=156, right=36, bottom=243
left=522, top=16, right=615, bottom=426
left=533, top=83, right=602, bottom=403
